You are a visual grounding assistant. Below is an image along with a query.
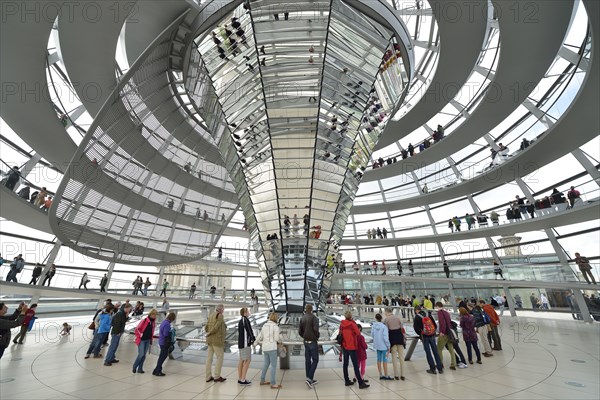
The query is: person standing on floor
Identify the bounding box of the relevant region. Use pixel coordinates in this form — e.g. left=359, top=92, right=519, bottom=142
left=435, top=302, right=458, bottom=370
left=257, top=312, right=282, bottom=389
left=12, top=303, right=36, bottom=345
left=469, top=303, right=494, bottom=357
left=189, top=283, right=197, bottom=299
left=372, top=313, right=393, bottom=380
left=339, top=311, right=370, bottom=389
left=132, top=309, right=157, bottom=373
left=459, top=307, right=481, bottom=365
left=384, top=307, right=406, bottom=380
left=205, top=304, right=227, bottom=383
left=153, top=311, right=176, bottom=376
left=413, top=305, right=443, bottom=374
left=0, top=303, right=28, bottom=359
left=480, top=300, right=502, bottom=350
left=354, top=324, right=369, bottom=384
left=298, top=304, right=320, bottom=388
left=237, top=307, right=255, bottom=385
left=104, top=303, right=132, bottom=366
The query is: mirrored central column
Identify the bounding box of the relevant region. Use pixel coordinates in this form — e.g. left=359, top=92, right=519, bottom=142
left=188, top=0, right=412, bottom=312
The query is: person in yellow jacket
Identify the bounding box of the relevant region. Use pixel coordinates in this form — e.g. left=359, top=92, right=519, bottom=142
left=423, top=296, right=433, bottom=310
left=205, top=304, right=227, bottom=383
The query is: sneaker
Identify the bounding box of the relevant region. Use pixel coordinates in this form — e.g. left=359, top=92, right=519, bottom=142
left=244, top=381, right=251, bottom=385
left=458, top=363, right=467, bottom=369
left=305, top=379, right=313, bottom=388
left=311, top=380, right=318, bottom=385
left=238, top=380, right=244, bottom=385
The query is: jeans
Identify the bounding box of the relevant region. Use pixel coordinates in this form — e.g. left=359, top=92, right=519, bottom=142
left=465, top=340, right=481, bottom=362
left=87, top=331, right=107, bottom=356
left=143, top=287, right=148, bottom=296
left=6, top=270, right=17, bottom=282
left=153, top=344, right=169, bottom=374
left=133, top=339, right=151, bottom=372
left=449, top=342, right=467, bottom=364
left=342, top=349, right=365, bottom=385
left=105, top=333, right=122, bottom=363
left=421, top=335, right=442, bottom=371
left=261, top=350, right=278, bottom=384
left=304, top=342, right=319, bottom=381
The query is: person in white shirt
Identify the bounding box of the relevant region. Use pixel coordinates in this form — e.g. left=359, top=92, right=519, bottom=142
left=540, top=293, right=549, bottom=310
left=256, top=312, right=282, bottom=389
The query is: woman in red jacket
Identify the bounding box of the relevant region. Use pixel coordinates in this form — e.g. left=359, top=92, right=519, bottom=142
left=132, top=309, right=157, bottom=373
left=339, top=311, right=370, bottom=389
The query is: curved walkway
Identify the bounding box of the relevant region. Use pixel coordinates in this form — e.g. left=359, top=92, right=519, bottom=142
left=0, top=7, right=78, bottom=169
left=343, top=201, right=599, bottom=246
left=376, top=0, right=489, bottom=150
left=57, top=1, right=128, bottom=117
left=0, top=314, right=597, bottom=399
left=364, top=0, right=574, bottom=182
left=353, top=0, right=597, bottom=212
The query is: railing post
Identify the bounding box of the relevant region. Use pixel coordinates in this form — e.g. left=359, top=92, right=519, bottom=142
left=447, top=282, right=457, bottom=313
left=571, top=288, right=593, bottom=323
left=37, top=240, right=62, bottom=286
left=503, top=285, right=517, bottom=317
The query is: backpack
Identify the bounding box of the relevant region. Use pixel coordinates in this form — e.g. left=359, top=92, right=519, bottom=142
left=421, top=315, right=436, bottom=336
left=481, top=310, right=491, bottom=325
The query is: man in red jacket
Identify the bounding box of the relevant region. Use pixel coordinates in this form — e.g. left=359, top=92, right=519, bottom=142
left=480, top=300, right=502, bottom=350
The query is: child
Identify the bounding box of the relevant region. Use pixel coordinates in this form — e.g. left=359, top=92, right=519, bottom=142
left=372, top=313, right=393, bottom=380
left=60, top=323, right=72, bottom=336
left=354, top=324, right=369, bottom=383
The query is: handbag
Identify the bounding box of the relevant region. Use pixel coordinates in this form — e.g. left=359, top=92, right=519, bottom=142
left=336, top=325, right=343, bottom=345
left=278, top=343, right=287, bottom=358
left=88, top=321, right=96, bottom=330
left=443, top=311, right=459, bottom=345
